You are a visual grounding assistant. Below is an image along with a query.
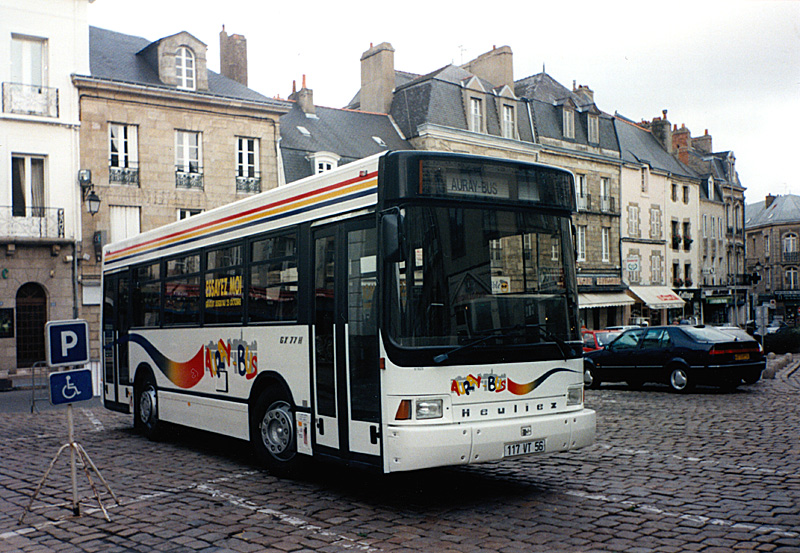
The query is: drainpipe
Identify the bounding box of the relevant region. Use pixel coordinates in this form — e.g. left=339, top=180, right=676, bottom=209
left=72, top=242, right=79, bottom=319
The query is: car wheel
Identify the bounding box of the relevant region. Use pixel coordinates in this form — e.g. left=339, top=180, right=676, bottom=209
left=584, top=366, right=600, bottom=389
left=668, top=367, right=693, bottom=393
left=135, top=374, right=162, bottom=440
left=251, top=388, right=302, bottom=476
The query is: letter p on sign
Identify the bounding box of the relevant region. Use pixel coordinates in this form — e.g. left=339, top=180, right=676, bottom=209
left=45, top=320, right=90, bottom=368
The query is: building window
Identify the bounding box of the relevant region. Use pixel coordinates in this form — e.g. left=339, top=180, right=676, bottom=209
left=109, top=205, right=140, bottom=243
left=175, top=47, right=196, bottom=90
left=502, top=104, right=515, bottom=138
left=588, top=115, right=599, bottom=143
left=784, top=233, right=799, bottom=263
left=765, top=234, right=771, bottom=257
left=601, top=227, right=610, bottom=262
left=628, top=254, right=641, bottom=284
left=562, top=108, right=574, bottom=139
left=175, top=130, right=202, bottom=189
left=683, top=221, right=692, bottom=251
left=109, top=123, right=139, bottom=185
left=702, top=214, right=708, bottom=238
left=469, top=97, right=483, bottom=133
left=641, top=167, right=649, bottom=193
left=684, top=264, right=692, bottom=287
left=11, top=155, right=45, bottom=217
left=671, top=182, right=678, bottom=202
left=786, top=267, right=799, bottom=290
left=11, top=35, right=46, bottom=86
left=600, top=177, right=611, bottom=212
left=683, top=185, right=690, bottom=204
left=649, top=206, right=662, bottom=239
left=576, top=175, right=588, bottom=211
left=236, top=137, right=260, bottom=193
left=627, top=205, right=640, bottom=237
left=576, top=225, right=586, bottom=262
left=650, top=253, right=663, bottom=285
left=7, top=35, right=57, bottom=117
left=671, top=220, right=681, bottom=250
left=177, top=208, right=202, bottom=220
left=309, top=151, right=340, bottom=175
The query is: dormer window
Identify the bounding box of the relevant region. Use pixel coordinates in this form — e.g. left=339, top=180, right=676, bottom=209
left=502, top=105, right=515, bottom=139
left=469, top=97, right=483, bottom=133
left=309, top=151, right=340, bottom=175
left=562, top=108, right=575, bottom=139
left=176, top=47, right=196, bottom=90
left=707, top=177, right=714, bottom=200
left=588, top=114, right=599, bottom=143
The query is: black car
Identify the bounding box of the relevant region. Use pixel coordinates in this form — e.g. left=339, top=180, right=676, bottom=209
left=583, top=325, right=765, bottom=392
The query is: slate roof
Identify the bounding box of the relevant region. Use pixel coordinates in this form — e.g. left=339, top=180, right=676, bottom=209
left=613, top=115, right=697, bottom=178
left=745, top=194, right=800, bottom=229
left=85, top=26, right=288, bottom=108
left=280, top=103, right=411, bottom=183
left=345, top=70, right=419, bottom=110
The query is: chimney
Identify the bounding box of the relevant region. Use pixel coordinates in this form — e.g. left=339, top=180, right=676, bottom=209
left=220, top=26, right=248, bottom=86
left=461, top=45, right=514, bottom=89
left=649, top=109, right=673, bottom=154
left=693, top=129, right=713, bottom=154
left=573, top=83, right=594, bottom=104
left=289, top=75, right=315, bottom=116
left=672, top=124, right=692, bottom=164
left=360, top=42, right=395, bottom=113
left=765, top=194, right=776, bottom=209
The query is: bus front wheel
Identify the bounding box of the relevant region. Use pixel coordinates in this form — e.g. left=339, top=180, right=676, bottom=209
left=252, top=389, right=301, bottom=475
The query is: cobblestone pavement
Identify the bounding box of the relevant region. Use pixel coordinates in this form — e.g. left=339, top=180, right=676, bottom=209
left=1, top=356, right=798, bottom=553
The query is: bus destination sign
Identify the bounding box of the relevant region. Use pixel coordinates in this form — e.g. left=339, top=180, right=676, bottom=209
left=421, top=161, right=512, bottom=200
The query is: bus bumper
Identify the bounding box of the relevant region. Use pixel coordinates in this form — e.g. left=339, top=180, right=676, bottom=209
left=384, top=408, right=596, bottom=473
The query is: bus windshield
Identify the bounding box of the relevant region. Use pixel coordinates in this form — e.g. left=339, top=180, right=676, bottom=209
left=387, top=205, right=579, bottom=356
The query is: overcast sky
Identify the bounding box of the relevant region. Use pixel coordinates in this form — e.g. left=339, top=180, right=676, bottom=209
left=88, top=0, right=800, bottom=205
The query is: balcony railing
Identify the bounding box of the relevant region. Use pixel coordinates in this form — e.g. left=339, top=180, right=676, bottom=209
left=236, top=173, right=261, bottom=194
left=2, top=82, right=59, bottom=117
left=176, top=168, right=204, bottom=190
left=600, top=195, right=615, bottom=213
left=0, top=206, right=64, bottom=239
left=109, top=162, right=140, bottom=186
left=577, top=193, right=590, bottom=212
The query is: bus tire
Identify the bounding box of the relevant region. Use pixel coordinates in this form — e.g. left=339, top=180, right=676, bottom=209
left=135, top=374, right=163, bottom=440
left=251, top=388, right=301, bottom=476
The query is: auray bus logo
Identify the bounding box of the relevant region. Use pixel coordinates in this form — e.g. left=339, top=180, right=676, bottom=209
left=451, top=368, right=576, bottom=397
left=205, top=338, right=257, bottom=380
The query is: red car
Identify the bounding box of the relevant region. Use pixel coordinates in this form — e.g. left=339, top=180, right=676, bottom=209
left=582, top=329, right=621, bottom=353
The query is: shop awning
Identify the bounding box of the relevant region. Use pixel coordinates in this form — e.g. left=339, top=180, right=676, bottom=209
left=627, top=286, right=686, bottom=309
left=578, top=292, right=636, bottom=309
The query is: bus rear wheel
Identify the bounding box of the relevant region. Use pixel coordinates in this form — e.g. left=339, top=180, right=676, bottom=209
left=135, top=374, right=162, bottom=440
left=252, top=389, right=301, bottom=475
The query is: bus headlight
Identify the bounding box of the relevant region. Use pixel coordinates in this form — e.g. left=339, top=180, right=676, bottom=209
left=416, top=399, right=443, bottom=419
left=567, top=385, right=583, bottom=406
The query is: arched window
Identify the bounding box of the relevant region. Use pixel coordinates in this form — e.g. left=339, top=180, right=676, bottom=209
left=175, top=47, right=195, bottom=90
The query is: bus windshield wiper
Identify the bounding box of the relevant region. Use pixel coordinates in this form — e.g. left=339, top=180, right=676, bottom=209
left=433, top=324, right=572, bottom=364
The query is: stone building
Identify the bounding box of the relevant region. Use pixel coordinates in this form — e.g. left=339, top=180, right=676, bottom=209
left=349, top=43, right=627, bottom=329
left=72, top=26, right=290, bottom=360
left=745, top=194, right=800, bottom=327
left=0, top=0, right=90, bottom=372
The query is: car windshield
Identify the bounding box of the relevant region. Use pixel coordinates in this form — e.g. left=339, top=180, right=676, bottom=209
left=596, top=331, right=620, bottom=346
left=681, top=326, right=737, bottom=342
left=386, top=206, right=579, bottom=349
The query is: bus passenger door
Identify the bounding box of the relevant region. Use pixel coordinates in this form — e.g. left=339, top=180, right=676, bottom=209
left=313, top=219, right=381, bottom=466
left=102, top=271, right=131, bottom=412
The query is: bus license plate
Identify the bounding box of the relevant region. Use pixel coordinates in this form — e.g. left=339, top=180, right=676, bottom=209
left=735, top=353, right=749, bottom=361
left=505, top=439, right=545, bottom=457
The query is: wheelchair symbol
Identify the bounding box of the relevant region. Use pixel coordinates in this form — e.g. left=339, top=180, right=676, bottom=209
left=62, top=376, right=81, bottom=400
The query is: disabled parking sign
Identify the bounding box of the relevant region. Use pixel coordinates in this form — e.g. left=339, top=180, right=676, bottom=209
left=45, top=319, right=90, bottom=368
left=49, top=368, right=93, bottom=405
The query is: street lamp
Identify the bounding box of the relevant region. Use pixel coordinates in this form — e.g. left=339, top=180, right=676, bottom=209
left=78, top=170, right=101, bottom=216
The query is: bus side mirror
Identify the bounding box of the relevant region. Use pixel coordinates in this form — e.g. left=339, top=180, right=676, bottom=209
left=382, top=210, right=405, bottom=263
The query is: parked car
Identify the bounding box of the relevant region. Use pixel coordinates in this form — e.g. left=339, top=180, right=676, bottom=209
left=761, top=324, right=800, bottom=354
left=604, top=325, right=641, bottom=332
left=583, top=325, right=765, bottom=392
left=582, top=329, right=621, bottom=353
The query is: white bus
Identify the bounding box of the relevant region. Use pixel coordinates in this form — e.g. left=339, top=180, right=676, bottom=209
left=102, top=151, right=595, bottom=474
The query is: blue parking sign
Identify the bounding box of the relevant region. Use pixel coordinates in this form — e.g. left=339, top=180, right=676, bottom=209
left=45, top=320, right=89, bottom=368
left=50, top=369, right=93, bottom=405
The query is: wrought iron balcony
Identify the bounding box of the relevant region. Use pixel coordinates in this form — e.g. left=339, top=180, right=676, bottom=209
left=600, top=195, right=615, bottom=213
left=784, top=251, right=800, bottom=263
left=0, top=206, right=65, bottom=239
left=2, top=82, right=59, bottom=117
left=176, top=167, right=204, bottom=190
left=236, top=173, right=261, bottom=194
left=109, top=162, right=140, bottom=186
